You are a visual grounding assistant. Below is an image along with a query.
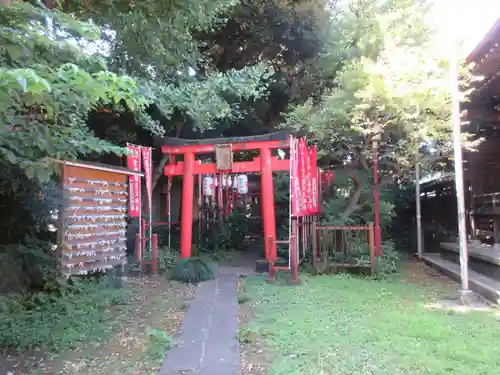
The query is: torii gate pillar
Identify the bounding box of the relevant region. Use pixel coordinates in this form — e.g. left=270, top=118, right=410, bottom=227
left=180, top=151, right=195, bottom=259
left=260, top=146, right=277, bottom=262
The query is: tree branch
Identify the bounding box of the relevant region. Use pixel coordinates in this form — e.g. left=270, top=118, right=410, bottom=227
left=340, top=172, right=366, bottom=220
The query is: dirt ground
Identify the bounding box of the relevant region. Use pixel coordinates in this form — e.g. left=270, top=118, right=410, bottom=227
left=0, top=276, right=195, bottom=375
left=398, top=258, right=459, bottom=295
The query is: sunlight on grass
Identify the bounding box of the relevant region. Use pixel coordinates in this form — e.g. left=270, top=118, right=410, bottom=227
left=243, top=274, right=500, bottom=375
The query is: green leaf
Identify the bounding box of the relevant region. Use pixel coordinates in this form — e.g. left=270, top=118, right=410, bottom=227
left=25, top=165, right=35, bottom=180
left=3, top=149, right=17, bottom=164
left=16, top=76, right=28, bottom=92
left=6, top=45, right=22, bottom=60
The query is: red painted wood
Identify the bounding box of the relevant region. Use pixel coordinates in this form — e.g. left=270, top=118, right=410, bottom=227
left=180, top=152, right=195, bottom=258
left=163, top=137, right=300, bottom=270
left=164, top=157, right=289, bottom=176
left=161, top=139, right=290, bottom=155
left=260, top=147, right=277, bottom=269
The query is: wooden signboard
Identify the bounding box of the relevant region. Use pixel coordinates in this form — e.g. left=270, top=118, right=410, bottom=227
left=59, top=162, right=141, bottom=276
left=215, top=144, right=233, bottom=170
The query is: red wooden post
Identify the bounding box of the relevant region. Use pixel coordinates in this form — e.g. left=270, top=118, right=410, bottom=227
left=260, top=147, right=277, bottom=263
left=180, top=152, right=195, bottom=258
left=151, top=233, right=158, bottom=274
left=135, top=233, right=142, bottom=262
left=372, top=141, right=382, bottom=256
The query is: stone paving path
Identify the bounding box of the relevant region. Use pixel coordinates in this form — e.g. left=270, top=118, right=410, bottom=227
left=158, top=273, right=241, bottom=375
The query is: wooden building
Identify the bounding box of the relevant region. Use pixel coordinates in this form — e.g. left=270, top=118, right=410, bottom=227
left=463, top=18, right=500, bottom=244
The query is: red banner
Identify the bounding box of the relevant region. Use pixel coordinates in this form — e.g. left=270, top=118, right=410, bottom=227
left=309, top=146, right=318, bottom=214
left=127, top=144, right=141, bottom=217
left=305, top=144, right=313, bottom=215
left=290, top=137, right=299, bottom=216
left=298, top=137, right=308, bottom=216
left=141, top=146, right=152, bottom=213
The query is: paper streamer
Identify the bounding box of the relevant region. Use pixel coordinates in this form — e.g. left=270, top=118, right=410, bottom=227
left=68, top=178, right=126, bottom=188
left=68, top=214, right=127, bottom=222
left=67, top=206, right=127, bottom=212
left=64, top=238, right=126, bottom=249
left=65, top=229, right=126, bottom=240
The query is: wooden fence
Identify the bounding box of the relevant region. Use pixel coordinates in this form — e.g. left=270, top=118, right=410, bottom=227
left=312, top=222, right=376, bottom=274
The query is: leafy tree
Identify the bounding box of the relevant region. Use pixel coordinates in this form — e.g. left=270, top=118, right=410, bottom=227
left=281, top=1, right=465, bottom=224
left=0, top=0, right=272, bottom=289
left=200, top=0, right=336, bottom=135
left=0, top=0, right=274, bottom=187
left=0, top=2, right=146, bottom=179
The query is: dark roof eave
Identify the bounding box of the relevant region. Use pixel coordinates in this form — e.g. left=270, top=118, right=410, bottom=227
left=154, top=130, right=291, bottom=148
left=466, top=18, right=500, bottom=64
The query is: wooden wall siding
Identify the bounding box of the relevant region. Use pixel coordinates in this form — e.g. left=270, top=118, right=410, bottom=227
left=60, top=165, right=128, bottom=276
left=465, top=136, right=500, bottom=194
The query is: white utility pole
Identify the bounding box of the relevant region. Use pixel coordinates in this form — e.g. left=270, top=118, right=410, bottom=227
left=415, top=157, right=423, bottom=260
left=449, top=41, right=470, bottom=294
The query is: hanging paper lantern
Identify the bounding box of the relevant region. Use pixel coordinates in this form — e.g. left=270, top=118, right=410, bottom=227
left=237, top=174, right=248, bottom=195
left=222, top=174, right=228, bottom=188
left=227, top=175, right=232, bottom=189
left=232, top=175, right=238, bottom=190
left=203, top=176, right=214, bottom=196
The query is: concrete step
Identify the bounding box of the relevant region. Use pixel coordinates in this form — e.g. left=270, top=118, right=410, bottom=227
left=440, top=242, right=500, bottom=281
left=441, top=242, right=500, bottom=266
left=422, top=253, right=500, bottom=304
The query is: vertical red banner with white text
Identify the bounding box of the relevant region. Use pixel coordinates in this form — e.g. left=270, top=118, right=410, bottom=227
left=298, top=137, right=308, bottom=216
left=141, top=147, right=152, bottom=214
left=309, top=146, right=318, bottom=214
left=290, top=136, right=300, bottom=216
left=305, top=144, right=313, bottom=215
left=127, top=144, right=142, bottom=217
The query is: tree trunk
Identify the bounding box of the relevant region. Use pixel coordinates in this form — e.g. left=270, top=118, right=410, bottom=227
left=341, top=175, right=363, bottom=220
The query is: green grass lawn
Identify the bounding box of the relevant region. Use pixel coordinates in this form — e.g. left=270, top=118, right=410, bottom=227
left=240, top=262, right=500, bottom=375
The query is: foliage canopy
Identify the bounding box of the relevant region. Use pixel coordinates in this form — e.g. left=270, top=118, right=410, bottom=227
left=0, top=0, right=471, bottom=289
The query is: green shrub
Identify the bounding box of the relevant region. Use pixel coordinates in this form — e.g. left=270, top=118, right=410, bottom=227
left=0, top=237, right=58, bottom=293
left=0, top=278, right=132, bottom=352
left=157, top=247, right=179, bottom=271
left=374, top=240, right=401, bottom=278
left=170, top=258, right=217, bottom=284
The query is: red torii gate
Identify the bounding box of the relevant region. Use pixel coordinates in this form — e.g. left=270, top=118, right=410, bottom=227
left=161, top=132, right=291, bottom=264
